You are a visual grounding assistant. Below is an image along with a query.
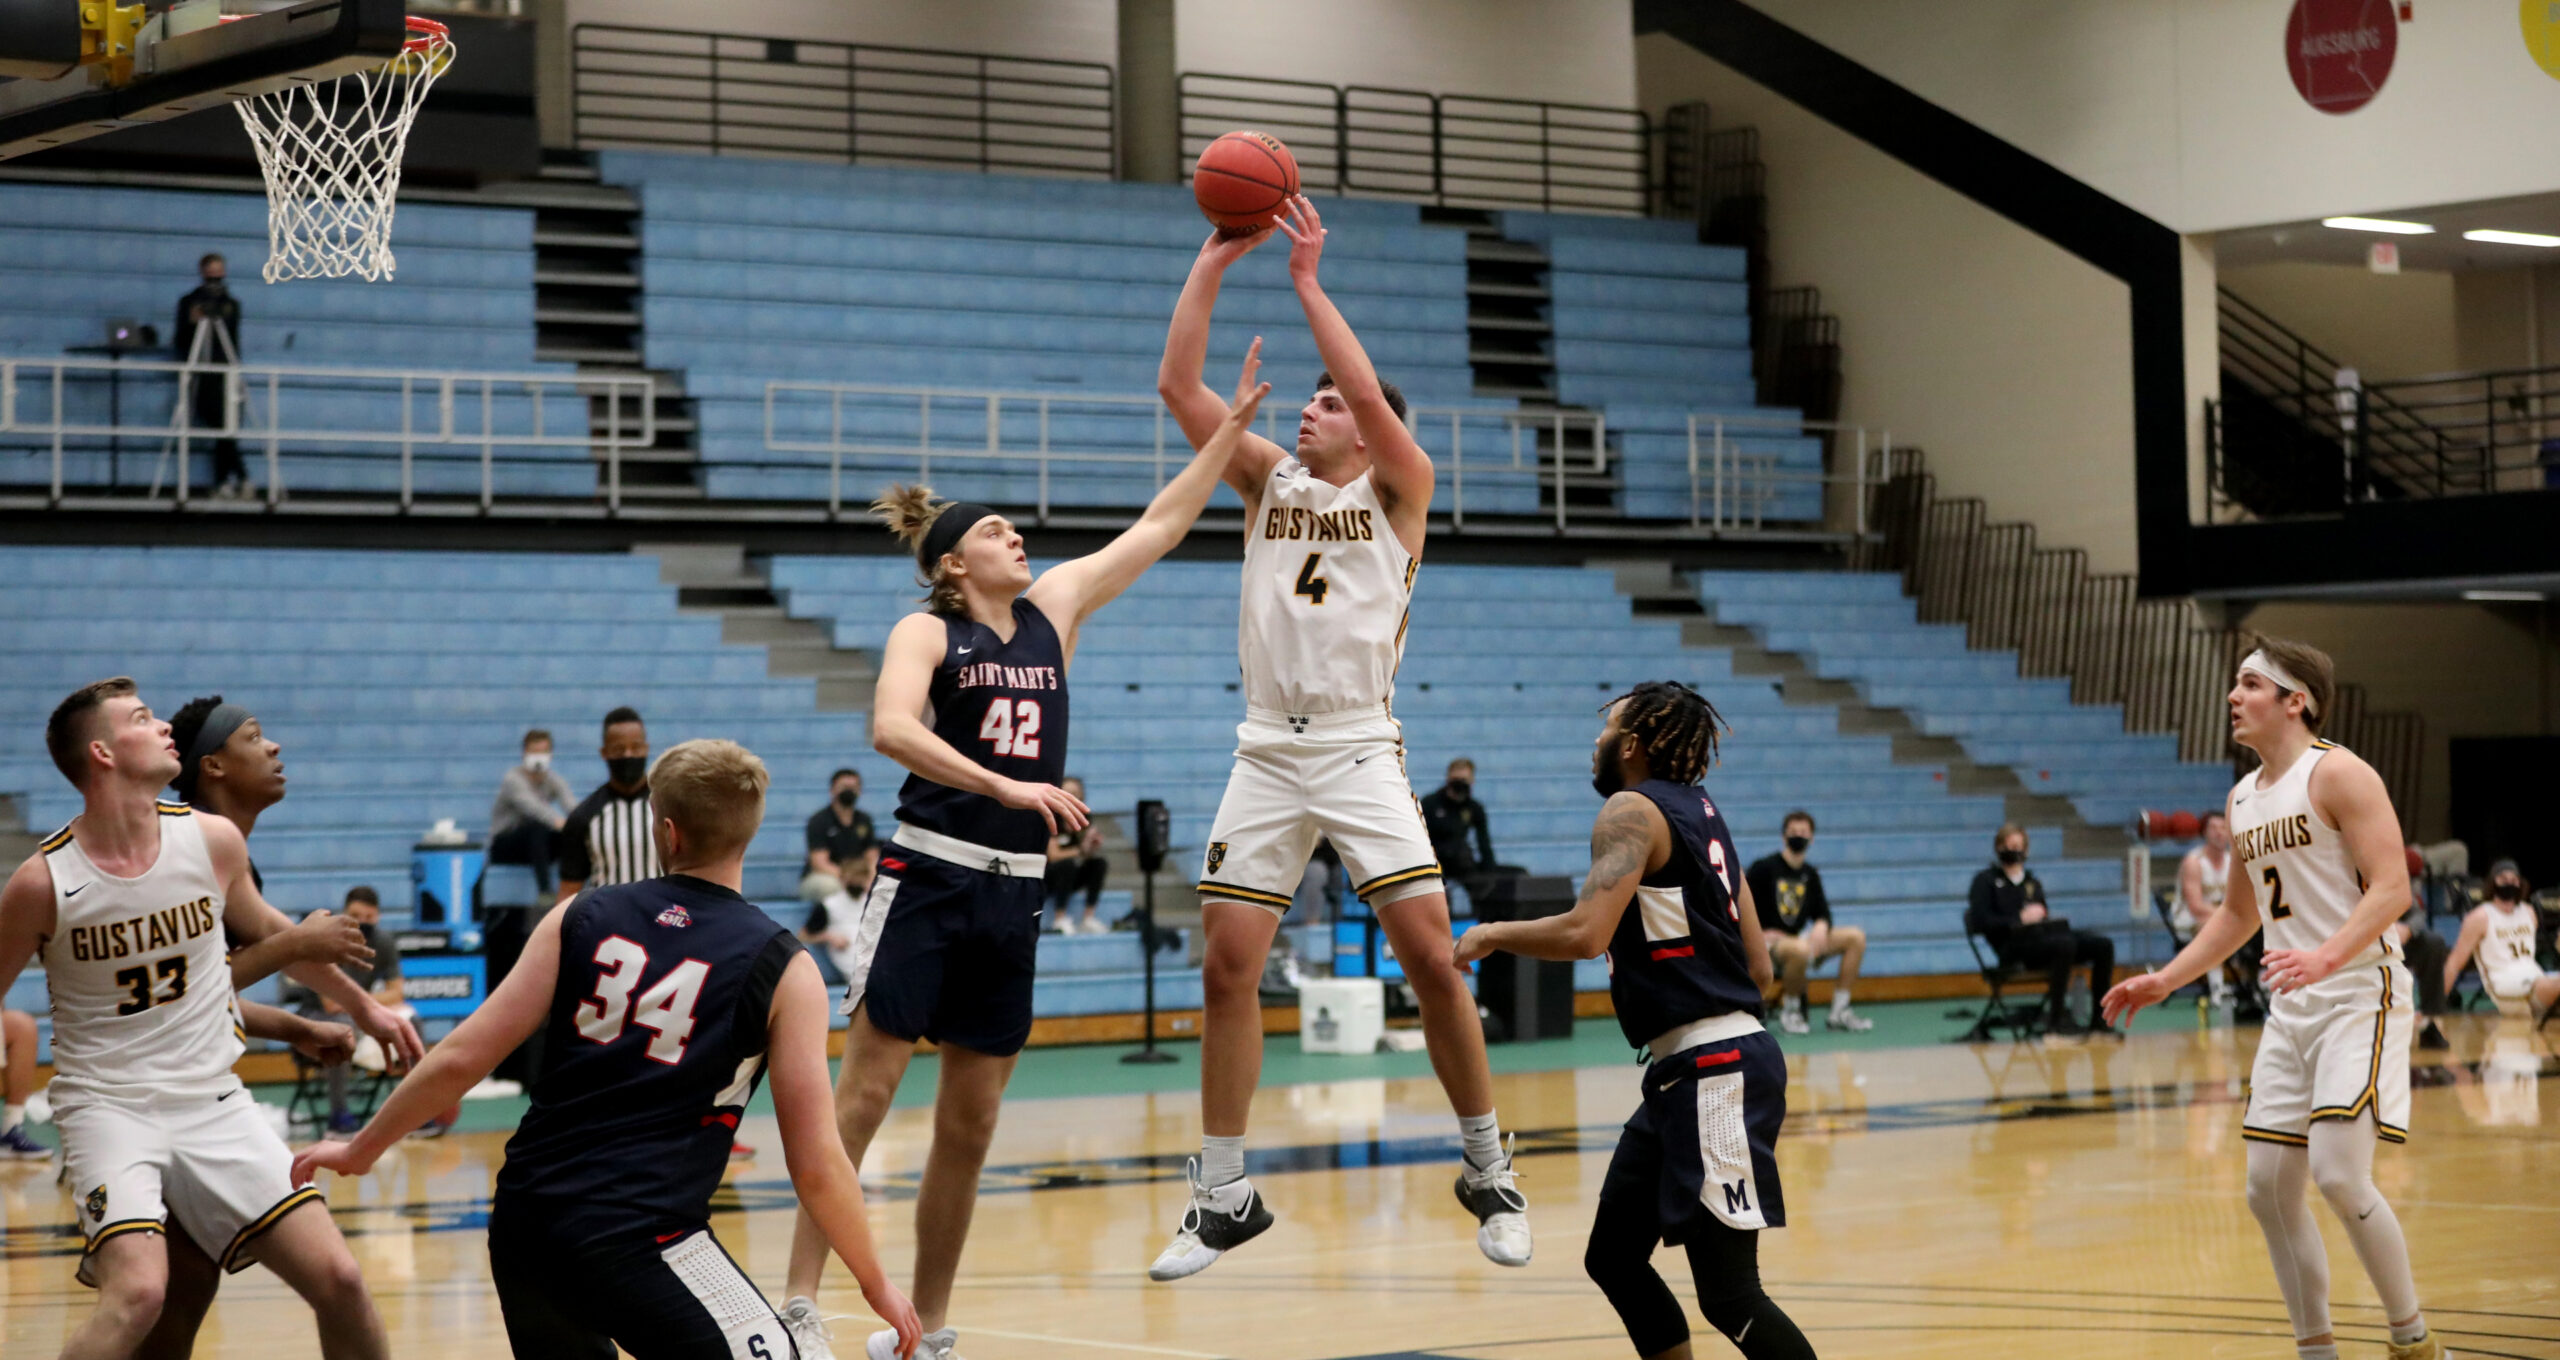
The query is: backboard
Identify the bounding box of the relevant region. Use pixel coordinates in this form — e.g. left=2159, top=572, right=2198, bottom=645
left=0, top=0, right=408, bottom=161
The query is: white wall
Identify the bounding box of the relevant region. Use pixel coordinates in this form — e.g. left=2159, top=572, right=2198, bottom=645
left=1639, top=35, right=2141, bottom=572
left=2220, top=262, right=2462, bottom=380
left=1738, top=0, right=2560, bottom=234
left=1175, top=0, right=1636, bottom=108
left=561, top=0, right=1119, bottom=66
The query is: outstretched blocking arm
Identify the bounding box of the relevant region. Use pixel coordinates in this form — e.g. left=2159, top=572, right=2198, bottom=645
left=2263, top=752, right=2415, bottom=993
left=1454, top=792, right=1665, bottom=964
left=293, top=903, right=568, bottom=1181
left=1277, top=196, right=1433, bottom=515
left=1034, top=341, right=1272, bottom=633
left=769, top=951, right=920, bottom=1356
left=872, top=614, right=1088, bottom=835
left=1157, top=228, right=1291, bottom=498
left=204, top=813, right=423, bottom=1068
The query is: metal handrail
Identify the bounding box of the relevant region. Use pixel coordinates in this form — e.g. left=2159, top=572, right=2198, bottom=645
left=0, top=355, right=653, bottom=513
left=1683, top=412, right=1888, bottom=539
left=571, top=25, right=1115, bottom=178
left=760, top=379, right=1616, bottom=529
left=1174, top=72, right=1648, bottom=215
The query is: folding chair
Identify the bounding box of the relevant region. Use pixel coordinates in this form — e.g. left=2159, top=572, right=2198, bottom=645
left=1955, top=926, right=2045, bottom=1043
left=286, top=1039, right=392, bottom=1129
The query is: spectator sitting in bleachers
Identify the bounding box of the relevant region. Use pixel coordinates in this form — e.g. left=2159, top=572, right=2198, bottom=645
left=1044, top=776, right=1109, bottom=935
left=1967, top=824, right=2117, bottom=1037
left=2391, top=846, right=2456, bottom=1050
left=0, top=1007, right=42, bottom=1158
left=1745, top=810, right=1869, bottom=1034
left=800, top=767, right=878, bottom=903
left=2441, top=859, right=2556, bottom=1023
left=488, top=728, right=573, bottom=895
left=1421, top=758, right=1520, bottom=913
left=288, top=886, right=403, bottom=1135
left=801, top=890, right=858, bottom=989
left=2175, top=811, right=2240, bottom=1008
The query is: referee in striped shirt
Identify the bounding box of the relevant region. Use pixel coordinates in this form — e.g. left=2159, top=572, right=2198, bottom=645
left=554, top=705, right=660, bottom=904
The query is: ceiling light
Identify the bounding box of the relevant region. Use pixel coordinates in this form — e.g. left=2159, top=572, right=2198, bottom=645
left=2461, top=589, right=2546, bottom=601
left=2462, top=228, right=2560, bottom=248
left=2321, top=216, right=2434, bottom=235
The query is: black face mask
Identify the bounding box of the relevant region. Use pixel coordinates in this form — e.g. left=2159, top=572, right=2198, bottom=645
left=1592, top=743, right=1627, bottom=799
left=1445, top=779, right=1471, bottom=800
left=1784, top=834, right=1811, bottom=854
left=2492, top=880, right=2523, bottom=901
left=1996, top=847, right=2024, bottom=866
left=607, top=755, right=647, bottom=786
left=835, top=788, right=859, bottom=810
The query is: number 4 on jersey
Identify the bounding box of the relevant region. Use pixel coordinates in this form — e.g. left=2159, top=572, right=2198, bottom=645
left=1294, top=552, right=1330, bottom=605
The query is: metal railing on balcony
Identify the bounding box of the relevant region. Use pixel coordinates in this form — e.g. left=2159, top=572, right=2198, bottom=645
left=1174, top=73, right=1649, bottom=215
left=0, top=356, right=654, bottom=511
left=570, top=26, right=1115, bottom=178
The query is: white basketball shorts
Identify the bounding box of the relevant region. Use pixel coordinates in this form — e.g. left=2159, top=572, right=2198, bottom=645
left=52, top=1077, right=316, bottom=1287
left=2242, top=958, right=2413, bottom=1147
left=1197, top=704, right=1442, bottom=916
left=2481, top=960, right=2550, bottom=1018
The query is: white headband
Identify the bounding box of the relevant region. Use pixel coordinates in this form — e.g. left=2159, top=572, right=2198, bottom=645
left=2238, top=649, right=2319, bottom=718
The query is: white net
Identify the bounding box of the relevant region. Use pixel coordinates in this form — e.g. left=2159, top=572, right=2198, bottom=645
left=234, top=20, right=454, bottom=283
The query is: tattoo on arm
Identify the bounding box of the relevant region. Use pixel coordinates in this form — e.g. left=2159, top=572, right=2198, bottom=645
left=1581, top=797, right=1654, bottom=905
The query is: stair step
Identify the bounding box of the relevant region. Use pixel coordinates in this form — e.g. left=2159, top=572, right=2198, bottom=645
left=597, top=448, right=698, bottom=464
left=1467, top=314, right=1550, bottom=333
left=1466, top=281, right=1551, bottom=300
left=539, top=345, right=645, bottom=365
left=536, top=161, right=603, bottom=183
left=537, top=306, right=642, bottom=327
left=535, top=268, right=643, bottom=289
left=1466, top=240, right=1549, bottom=265
left=593, top=416, right=696, bottom=435
left=1473, top=382, right=1555, bottom=400
left=532, top=229, right=641, bottom=251
left=481, top=181, right=637, bottom=212
left=609, top=484, right=706, bottom=499
left=1468, top=349, right=1553, bottom=368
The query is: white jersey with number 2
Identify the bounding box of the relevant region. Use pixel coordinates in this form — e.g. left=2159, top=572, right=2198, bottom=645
left=1239, top=457, right=1416, bottom=716
left=2230, top=740, right=2392, bottom=969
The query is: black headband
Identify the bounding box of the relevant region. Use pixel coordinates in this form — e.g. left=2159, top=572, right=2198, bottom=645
left=919, top=502, right=1000, bottom=571
left=179, top=702, right=249, bottom=791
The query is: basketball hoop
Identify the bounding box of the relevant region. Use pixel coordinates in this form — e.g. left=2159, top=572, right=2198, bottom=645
left=234, top=15, right=454, bottom=283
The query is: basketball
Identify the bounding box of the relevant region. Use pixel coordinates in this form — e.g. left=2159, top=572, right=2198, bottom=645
left=1193, top=130, right=1298, bottom=234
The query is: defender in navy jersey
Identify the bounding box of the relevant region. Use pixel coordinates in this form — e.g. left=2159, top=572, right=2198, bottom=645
left=296, top=741, right=919, bottom=1360
left=775, top=347, right=1273, bottom=1360
left=1457, top=683, right=1818, bottom=1360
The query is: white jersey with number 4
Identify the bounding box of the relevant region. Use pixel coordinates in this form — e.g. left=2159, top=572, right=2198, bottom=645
left=2230, top=740, right=2392, bottom=968
left=38, top=802, right=243, bottom=1095
left=1239, top=458, right=1417, bottom=716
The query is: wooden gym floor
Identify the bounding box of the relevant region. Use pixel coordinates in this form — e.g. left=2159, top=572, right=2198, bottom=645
left=1, top=1004, right=2553, bottom=1359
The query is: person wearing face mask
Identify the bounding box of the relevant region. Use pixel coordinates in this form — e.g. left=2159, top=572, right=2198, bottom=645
left=1421, top=759, right=1499, bottom=883
left=1745, top=811, right=1869, bottom=1034
left=801, top=768, right=879, bottom=903
left=2444, top=859, right=2558, bottom=1023
left=556, top=706, right=658, bottom=905
left=1966, top=824, right=2116, bottom=1037
left=490, top=730, right=574, bottom=895
left=174, top=251, right=247, bottom=498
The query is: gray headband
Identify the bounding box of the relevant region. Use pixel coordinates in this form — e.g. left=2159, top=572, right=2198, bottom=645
left=180, top=702, right=250, bottom=787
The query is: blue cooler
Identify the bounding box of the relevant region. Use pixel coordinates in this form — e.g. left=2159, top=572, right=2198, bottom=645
left=411, top=840, right=484, bottom=935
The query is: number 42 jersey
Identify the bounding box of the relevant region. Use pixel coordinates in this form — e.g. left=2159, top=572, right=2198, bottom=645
left=495, top=874, right=802, bottom=1241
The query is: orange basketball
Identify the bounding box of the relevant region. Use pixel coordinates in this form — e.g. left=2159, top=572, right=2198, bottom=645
left=1193, top=130, right=1300, bottom=235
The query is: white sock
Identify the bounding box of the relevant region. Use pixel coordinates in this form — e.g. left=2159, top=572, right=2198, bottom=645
left=2296, top=1344, right=2339, bottom=1360
left=2388, top=1317, right=2427, bottom=1345
left=1459, top=1111, right=1503, bottom=1169
left=1, top=1103, right=20, bottom=1133
left=1201, top=1135, right=1247, bottom=1188
left=1830, top=987, right=1853, bottom=1014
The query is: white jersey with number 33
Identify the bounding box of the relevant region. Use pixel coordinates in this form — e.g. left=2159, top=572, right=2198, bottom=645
left=2230, top=741, right=2392, bottom=968
left=38, top=802, right=244, bottom=1095
left=1239, top=458, right=1416, bottom=716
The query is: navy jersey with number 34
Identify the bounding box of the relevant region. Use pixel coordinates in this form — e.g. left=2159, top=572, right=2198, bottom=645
left=1606, top=778, right=1765, bottom=1047
left=897, top=597, right=1071, bottom=856
left=495, top=874, right=801, bottom=1241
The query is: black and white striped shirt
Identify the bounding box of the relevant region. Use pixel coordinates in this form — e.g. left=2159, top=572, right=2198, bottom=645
left=559, top=783, right=659, bottom=888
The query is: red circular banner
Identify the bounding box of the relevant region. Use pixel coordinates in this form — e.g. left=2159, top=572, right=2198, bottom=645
left=2286, top=0, right=2398, bottom=114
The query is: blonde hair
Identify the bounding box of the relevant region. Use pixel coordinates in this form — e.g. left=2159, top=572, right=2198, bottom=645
left=872, top=482, right=966, bottom=616
left=647, top=739, right=768, bottom=862
left=2245, top=635, right=2336, bottom=735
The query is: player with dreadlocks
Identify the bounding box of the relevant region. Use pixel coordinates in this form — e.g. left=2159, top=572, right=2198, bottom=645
left=1457, top=681, right=1817, bottom=1360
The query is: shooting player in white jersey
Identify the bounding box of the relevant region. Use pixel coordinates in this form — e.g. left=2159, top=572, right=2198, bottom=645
left=2103, top=640, right=2443, bottom=1360
left=1149, top=197, right=1528, bottom=1282
left=0, top=678, right=416, bottom=1360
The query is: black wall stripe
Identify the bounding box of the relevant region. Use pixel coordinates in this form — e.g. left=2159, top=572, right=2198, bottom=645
left=1634, top=0, right=2193, bottom=596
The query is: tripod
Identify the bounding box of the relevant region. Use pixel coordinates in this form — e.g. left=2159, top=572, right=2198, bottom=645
left=149, top=315, right=259, bottom=502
